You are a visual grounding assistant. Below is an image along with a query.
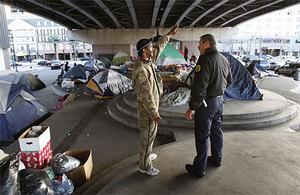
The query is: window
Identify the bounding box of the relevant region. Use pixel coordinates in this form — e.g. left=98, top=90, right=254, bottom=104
left=37, top=21, right=41, bottom=26
left=44, top=21, right=47, bottom=25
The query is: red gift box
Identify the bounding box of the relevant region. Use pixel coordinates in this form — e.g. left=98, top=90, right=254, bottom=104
left=20, top=140, right=53, bottom=169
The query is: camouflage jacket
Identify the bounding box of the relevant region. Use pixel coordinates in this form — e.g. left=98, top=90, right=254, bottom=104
left=132, top=35, right=170, bottom=119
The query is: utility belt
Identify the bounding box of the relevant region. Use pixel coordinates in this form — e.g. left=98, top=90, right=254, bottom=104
left=202, top=95, right=223, bottom=108
left=205, top=95, right=222, bottom=100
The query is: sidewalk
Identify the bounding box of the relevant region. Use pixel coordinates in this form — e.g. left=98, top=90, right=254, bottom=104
left=0, top=63, right=44, bottom=76
left=3, top=75, right=300, bottom=194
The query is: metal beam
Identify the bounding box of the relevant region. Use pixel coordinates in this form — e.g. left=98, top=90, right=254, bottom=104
left=176, top=0, right=203, bottom=25
left=151, top=0, right=161, bottom=26
left=160, top=0, right=175, bottom=26
left=125, top=0, right=138, bottom=28
left=221, top=0, right=284, bottom=26
left=24, top=0, right=86, bottom=29
left=60, top=0, right=104, bottom=28
left=94, top=0, right=122, bottom=28
left=206, top=0, right=256, bottom=26
left=191, top=0, right=229, bottom=26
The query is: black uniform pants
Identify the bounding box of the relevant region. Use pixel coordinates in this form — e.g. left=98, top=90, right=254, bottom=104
left=193, top=96, right=224, bottom=174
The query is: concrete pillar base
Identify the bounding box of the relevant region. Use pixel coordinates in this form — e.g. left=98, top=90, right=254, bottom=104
left=0, top=48, right=10, bottom=71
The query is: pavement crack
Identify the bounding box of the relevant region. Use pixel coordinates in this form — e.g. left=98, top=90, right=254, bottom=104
left=53, top=101, right=104, bottom=153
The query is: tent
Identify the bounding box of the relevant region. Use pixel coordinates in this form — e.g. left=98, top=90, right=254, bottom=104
left=99, top=57, right=112, bottom=67
left=12, top=73, right=46, bottom=91
left=221, top=52, right=263, bottom=100
left=64, top=65, right=87, bottom=80
left=112, top=52, right=131, bottom=66
left=0, top=81, right=49, bottom=142
left=84, top=70, right=133, bottom=99
left=156, top=44, right=188, bottom=66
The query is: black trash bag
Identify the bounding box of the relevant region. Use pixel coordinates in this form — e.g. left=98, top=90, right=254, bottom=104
left=49, top=153, right=80, bottom=174
left=0, top=153, right=20, bottom=195
left=19, top=168, right=54, bottom=195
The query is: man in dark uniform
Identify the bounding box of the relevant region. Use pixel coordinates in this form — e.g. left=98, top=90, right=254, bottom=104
left=185, top=34, right=232, bottom=178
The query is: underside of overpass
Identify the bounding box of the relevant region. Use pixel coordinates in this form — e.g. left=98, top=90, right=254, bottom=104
left=1, top=0, right=299, bottom=30
left=0, top=0, right=299, bottom=67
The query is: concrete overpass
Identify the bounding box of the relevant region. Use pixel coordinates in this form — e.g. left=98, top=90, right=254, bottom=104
left=1, top=0, right=299, bottom=70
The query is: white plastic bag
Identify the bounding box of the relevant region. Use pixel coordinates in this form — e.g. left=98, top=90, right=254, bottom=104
left=61, top=80, right=75, bottom=89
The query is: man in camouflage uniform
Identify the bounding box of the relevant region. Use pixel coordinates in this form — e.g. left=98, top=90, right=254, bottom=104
left=132, top=24, right=179, bottom=176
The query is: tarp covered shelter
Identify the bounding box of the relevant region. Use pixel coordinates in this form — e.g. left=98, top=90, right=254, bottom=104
left=64, top=65, right=87, bottom=80
left=84, top=70, right=133, bottom=99
left=221, top=52, right=263, bottom=100
left=99, top=57, right=112, bottom=67
left=12, top=73, right=46, bottom=91
left=0, top=81, right=48, bottom=142
left=112, top=52, right=131, bottom=66
left=156, top=44, right=187, bottom=66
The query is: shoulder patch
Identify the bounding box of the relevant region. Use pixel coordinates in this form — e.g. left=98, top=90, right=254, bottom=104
left=195, top=65, right=201, bottom=72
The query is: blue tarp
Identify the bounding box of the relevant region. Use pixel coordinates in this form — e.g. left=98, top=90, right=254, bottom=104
left=221, top=52, right=263, bottom=100
left=0, top=81, right=48, bottom=142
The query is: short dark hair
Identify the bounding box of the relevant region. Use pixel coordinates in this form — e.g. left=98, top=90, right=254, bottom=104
left=200, top=34, right=216, bottom=47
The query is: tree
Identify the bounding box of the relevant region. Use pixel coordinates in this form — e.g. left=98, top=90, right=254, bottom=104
left=68, top=40, right=79, bottom=60
left=48, top=34, right=61, bottom=60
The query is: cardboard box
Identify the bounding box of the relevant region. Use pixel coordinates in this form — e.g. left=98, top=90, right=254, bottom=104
left=20, top=140, right=52, bottom=169
left=63, top=150, right=93, bottom=187
left=18, top=126, right=51, bottom=152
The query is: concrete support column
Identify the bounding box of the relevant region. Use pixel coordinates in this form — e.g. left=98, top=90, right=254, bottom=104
left=0, top=4, right=10, bottom=71
left=92, top=44, right=131, bottom=59
left=0, top=48, right=10, bottom=71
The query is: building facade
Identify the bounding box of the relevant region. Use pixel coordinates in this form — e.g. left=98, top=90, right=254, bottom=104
left=7, top=9, right=92, bottom=61
left=218, top=3, right=300, bottom=57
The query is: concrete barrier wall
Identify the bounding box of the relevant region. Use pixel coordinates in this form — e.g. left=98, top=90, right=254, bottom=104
left=68, top=27, right=237, bottom=59
left=67, top=27, right=238, bottom=44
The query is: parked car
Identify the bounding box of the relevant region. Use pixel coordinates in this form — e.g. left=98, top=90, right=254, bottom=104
left=10, top=60, right=21, bottom=67
left=50, top=60, right=64, bottom=70
left=242, top=55, right=259, bottom=62
left=274, top=62, right=300, bottom=77
left=259, top=60, right=270, bottom=70
left=248, top=60, right=270, bottom=70
left=37, top=60, right=51, bottom=66
left=32, top=59, right=45, bottom=63
left=269, top=61, right=280, bottom=70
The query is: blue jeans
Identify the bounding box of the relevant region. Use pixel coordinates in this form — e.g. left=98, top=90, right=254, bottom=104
left=193, top=96, right=224, bottom=174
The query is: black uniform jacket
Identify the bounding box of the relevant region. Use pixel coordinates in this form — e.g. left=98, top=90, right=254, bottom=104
left=189, top=47, right=232, bottom=110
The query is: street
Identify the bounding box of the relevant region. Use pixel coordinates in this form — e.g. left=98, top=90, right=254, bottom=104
left=0, top=63, right=63, bottom=110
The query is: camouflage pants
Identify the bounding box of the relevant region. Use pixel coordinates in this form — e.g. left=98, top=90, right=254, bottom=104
left=137, top=103, right=158, bottom=171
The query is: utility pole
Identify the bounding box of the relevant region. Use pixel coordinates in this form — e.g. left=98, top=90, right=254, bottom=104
left=259, top=37, right=262, bottom=60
